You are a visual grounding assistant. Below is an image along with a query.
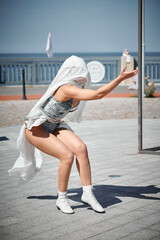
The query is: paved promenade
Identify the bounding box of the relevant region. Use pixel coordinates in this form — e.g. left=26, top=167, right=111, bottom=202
left=0, top=119, right=160, bottom=240
left=0, top=85, right=160, bottom=239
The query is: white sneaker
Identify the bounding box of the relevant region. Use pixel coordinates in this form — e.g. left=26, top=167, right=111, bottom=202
left=81, top=192, right=105, bottom=213
left=56, top=194, right=74, bottom=214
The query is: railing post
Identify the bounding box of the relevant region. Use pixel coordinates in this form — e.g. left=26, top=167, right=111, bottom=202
left=31, top=61, right=37, bottom=84
left=22, top=69, right=27, bottom=100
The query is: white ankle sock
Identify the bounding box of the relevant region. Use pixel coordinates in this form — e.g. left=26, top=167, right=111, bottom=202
left=83, top=185, right=93, bottom=193
left=58, top=190, right=67, bottom=198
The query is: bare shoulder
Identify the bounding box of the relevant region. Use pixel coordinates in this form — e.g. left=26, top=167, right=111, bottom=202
left=54, top=84, right=77, bottom=101
left=60, top=84, right=83, bottom=95
left=57, top=84, right=78, bottom=95
left=60, top=84, right=73, bottom=91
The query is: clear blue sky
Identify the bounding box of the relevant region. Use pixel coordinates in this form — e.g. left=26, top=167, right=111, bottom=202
left=0, top=0, right=159, bottom=54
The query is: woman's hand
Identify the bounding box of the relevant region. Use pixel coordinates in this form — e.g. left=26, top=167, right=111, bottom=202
left=119, top=66, right=139, bottom=81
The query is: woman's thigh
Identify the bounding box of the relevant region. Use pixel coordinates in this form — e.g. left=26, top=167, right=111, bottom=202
left=53, top=128, right=88, bottom=157
left=25, top=124, right=73, bottom=160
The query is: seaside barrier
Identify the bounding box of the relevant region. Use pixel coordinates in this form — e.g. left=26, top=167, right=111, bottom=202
left=0, top=55, right=160, bottom=85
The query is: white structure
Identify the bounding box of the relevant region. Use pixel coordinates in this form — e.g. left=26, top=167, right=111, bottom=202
left=121, top=49, right=134, bottom=85
left=87, top=61, right=105, bottom=83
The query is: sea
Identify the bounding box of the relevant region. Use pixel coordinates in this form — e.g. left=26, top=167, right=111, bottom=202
left=0, top=52, right=160, bottom=58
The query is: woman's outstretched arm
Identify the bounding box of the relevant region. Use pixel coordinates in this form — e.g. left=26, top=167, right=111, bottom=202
left=58, top=66, right=139, bottom=101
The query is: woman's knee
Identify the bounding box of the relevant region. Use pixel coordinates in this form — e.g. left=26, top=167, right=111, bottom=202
left=74, top=142, right=88, bottom=157
left=60, top=149, right=74, bottom=166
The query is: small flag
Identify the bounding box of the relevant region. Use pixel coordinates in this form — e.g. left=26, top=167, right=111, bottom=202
left=46, top=32, right=53, bottom=58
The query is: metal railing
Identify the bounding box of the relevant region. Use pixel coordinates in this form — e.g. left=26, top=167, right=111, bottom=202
left=0, top=55, right=159, bottom=85
left=0, top=56, right=120, bottom=85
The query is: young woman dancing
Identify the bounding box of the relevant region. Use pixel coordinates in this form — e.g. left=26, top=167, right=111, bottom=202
left=8, top=56, right=138, bottom=214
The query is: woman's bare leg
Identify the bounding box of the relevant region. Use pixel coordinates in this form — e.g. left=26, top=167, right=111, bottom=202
left=54, top=128, right=91, bottom=186
left=54, top=128, right=105, bottom=213
left=25, top=125, right=74, bottom=192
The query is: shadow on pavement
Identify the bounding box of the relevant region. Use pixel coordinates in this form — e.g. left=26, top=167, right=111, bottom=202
left=27, top=184, right=160, bottom=210
left=27, top=195, right=57, bottom=200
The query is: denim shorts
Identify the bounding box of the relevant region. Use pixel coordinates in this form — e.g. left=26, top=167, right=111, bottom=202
left=42, top=120, right=73, bottom=134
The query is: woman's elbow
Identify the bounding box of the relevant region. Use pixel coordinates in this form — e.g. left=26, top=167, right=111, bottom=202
left=93, top=92, right=104, bottom=100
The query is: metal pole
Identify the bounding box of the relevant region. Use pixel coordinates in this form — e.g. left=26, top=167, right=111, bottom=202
left=22, top=69, right=27, bottom=100
left=142, top=0, right=145, bottom=96
left=138, top=0, right=143, bottom=152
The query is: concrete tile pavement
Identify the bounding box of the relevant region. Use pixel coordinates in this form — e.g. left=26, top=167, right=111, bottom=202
left=0, top=119, right=160, bottom=240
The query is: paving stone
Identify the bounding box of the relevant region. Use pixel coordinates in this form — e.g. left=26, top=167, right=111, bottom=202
left=118, top=228, right=160, bottom=240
